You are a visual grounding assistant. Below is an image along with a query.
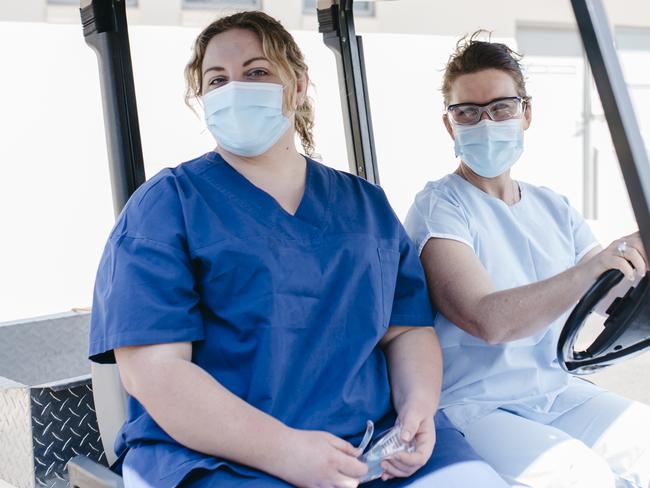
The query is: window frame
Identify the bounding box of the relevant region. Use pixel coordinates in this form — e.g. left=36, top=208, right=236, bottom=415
left=182, top=0, right=262, bottom=9
left=302, top=0, right=375, bottom=17
left=48, top=0, right=138, bottom=5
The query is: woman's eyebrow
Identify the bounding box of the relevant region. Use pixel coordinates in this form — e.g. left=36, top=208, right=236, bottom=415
left=203, top=66, right=224, bottom=76
left=202, top=57, right=269, bottom=76
left=243, top=56, right=269, bottom=66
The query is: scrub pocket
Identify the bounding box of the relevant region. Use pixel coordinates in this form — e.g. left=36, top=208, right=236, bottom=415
left=377, top=248, right=400, bottom=328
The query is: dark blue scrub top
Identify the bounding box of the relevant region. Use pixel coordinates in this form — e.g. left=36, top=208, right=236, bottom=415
left=89, top=152, right=436, bottom=486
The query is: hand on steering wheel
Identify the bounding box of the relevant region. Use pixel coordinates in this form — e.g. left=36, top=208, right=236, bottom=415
left=587, top=232, right=647, bottom=281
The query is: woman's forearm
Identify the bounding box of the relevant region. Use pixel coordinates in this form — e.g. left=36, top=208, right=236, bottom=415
left=475, top=260, right=600, bottom=343
left=422, top=239, right=611, bottom=344
left=117, top=347, right=291, bottom=479
left=383, top=327, right=441, bottom=413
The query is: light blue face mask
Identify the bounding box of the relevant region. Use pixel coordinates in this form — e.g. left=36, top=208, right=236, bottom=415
left=203, top=81, right=291, bottom=157
left=453, top=118, right=524, bottom=178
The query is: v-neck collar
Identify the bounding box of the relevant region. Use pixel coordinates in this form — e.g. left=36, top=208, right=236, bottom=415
left=450, top=173, right=525, bottom=209
left=202, top=151, right=331, bottom=239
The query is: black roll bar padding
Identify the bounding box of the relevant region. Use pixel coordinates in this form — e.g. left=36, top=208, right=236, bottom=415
left=318, top=0, right=380, bottom=184
left=571, top=0, right=650, bottom=249
left=81, top=0, right=145, bottom=217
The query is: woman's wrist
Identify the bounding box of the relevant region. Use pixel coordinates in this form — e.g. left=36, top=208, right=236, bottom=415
left=576, top=255, right=606, bottom=284
left=245, top=421, right=296, bottom=480
left=395, top=393, right=437, bottom=418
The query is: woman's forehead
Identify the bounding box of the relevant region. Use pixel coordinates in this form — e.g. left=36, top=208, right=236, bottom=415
left=203, top=28, right=264, bottom=66
left=449, top=69, right=519, bottom=105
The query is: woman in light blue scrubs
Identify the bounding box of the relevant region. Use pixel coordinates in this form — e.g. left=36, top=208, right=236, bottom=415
left=405, top=31, right=650, bottom=488
left=89, top=12, right=507, bottom=488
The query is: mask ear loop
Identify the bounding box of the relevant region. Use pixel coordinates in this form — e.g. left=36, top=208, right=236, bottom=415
left=357, top=420, right=374, bottom=454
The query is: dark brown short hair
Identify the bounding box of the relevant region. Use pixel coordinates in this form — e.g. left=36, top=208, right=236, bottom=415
left=442, top=30, right=527, bottom=105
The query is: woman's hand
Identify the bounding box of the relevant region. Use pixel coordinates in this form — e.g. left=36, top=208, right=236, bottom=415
left=274, top=429, right=368, bottom=488
left=380, top=403, right=436, bottom=481
left=585, top=232, right=648, bottom=281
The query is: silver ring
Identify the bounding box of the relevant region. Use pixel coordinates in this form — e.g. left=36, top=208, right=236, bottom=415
left=617, top=241, right=628, bottom=254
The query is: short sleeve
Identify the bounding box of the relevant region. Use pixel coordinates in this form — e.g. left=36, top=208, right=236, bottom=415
left=89, top=175, right=204, bottom=363
left=387, top=225, right=437, bottom=327
left=566, top=199, right=599, bottom=263
left=403, top=189, right=473, bottom=256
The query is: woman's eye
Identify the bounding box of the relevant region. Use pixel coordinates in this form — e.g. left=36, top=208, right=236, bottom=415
left=492, top=101, right=516, bottom=113
left=248, top=69, right=268, bottom=78
left=457, top=107, right=478, bottom=118
left=208, top=77, right=227, bottom=86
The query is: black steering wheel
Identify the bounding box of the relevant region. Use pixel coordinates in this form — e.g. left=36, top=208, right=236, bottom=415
left=557, top=269, right=650, bottom=374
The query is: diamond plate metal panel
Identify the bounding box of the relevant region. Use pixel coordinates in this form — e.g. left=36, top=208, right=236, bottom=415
left=0, top=387, right=34, bottom=488
left=31, top=383, right=107, bottom=488
left=1, top=313, right=108, bottom=488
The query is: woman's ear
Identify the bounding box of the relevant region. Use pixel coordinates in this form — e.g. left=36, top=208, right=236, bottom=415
left=295, top=71, right=309, bottom=107
left=443, top=114, right=455, bottom=140
left=523, top=99, right=532, bottom=130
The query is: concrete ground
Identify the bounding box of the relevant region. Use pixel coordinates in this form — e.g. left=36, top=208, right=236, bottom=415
left=574, top=315, right=649, bottom=405
left=590, top=352, right=650, bottom=405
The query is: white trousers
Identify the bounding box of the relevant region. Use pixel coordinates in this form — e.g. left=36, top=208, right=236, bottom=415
left=459, top=391, right=650, bottom=488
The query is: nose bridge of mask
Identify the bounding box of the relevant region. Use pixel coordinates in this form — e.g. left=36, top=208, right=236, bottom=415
left=485, top=118, right=522, bottom=142
left=202, top=81, right=285, bottom=114
left=455, top=118, right=522, bottom=144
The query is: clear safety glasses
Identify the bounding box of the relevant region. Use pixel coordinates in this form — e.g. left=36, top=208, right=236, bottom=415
left=446, top=96, right=530, bottom=126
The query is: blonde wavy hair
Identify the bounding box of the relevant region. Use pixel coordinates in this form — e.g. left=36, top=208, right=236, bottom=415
left=185, top=11, right=315, bottom=156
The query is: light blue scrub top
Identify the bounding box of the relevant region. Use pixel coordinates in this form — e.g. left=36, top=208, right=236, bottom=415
left=404, top=173, right=603, bottom=430
left=89, top=152, right=438, bottom=486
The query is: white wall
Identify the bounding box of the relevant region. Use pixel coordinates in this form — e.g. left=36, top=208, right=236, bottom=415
left=0, top=23, right=207, bottom=321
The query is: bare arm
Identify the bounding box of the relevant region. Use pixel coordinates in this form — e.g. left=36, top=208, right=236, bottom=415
left=380, top=326, right=441, bottom=415
left=420, top=232, right=646, bottom=344
left=115, top=343, right=367, bottom=487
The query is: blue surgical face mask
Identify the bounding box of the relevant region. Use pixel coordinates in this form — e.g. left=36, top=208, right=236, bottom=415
left=453, top=118, right=524, bottom=178
left=202, top=81, right=291, bottom=157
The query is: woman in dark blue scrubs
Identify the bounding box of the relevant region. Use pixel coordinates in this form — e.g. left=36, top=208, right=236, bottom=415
left=89, top=11, right=507, bottom=488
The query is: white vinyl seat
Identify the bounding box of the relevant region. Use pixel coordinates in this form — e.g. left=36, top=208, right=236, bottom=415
left=91, top=363, right=129, bottom=466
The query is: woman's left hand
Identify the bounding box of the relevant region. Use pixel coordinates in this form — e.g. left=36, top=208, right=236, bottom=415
left=380, top=404, right=436, bottom=481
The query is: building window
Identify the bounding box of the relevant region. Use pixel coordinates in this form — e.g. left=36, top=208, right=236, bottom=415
left=615, top=27, right=650, bottom=157
left=183, top=0, right=262, bottom=9
left=515, top=26, right=592, bottom=216
left=303, top=0, right=375, bottom=17
left=616, top=27, right=650, bottom=52
left=48, top=0, right=138, bottom=5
